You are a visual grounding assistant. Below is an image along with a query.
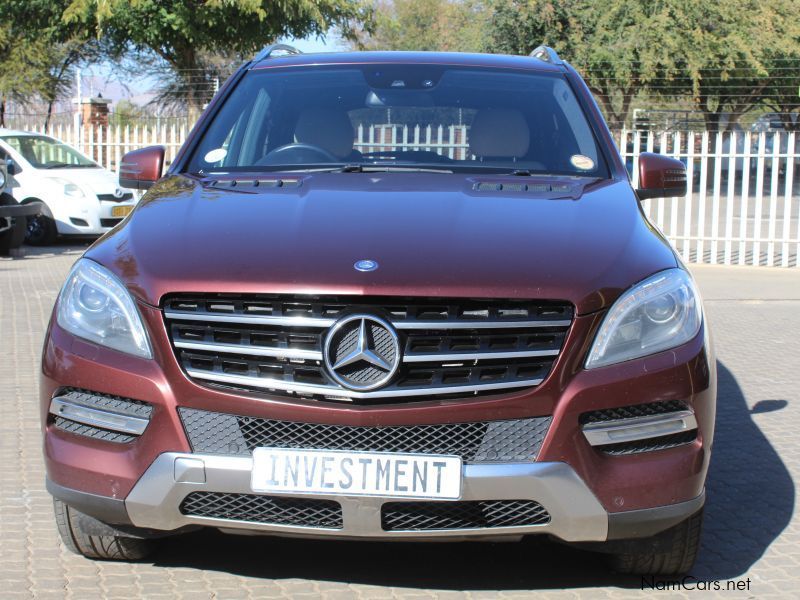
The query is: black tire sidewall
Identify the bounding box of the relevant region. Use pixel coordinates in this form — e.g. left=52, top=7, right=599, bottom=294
left=25, top=201, right=57, bottom=246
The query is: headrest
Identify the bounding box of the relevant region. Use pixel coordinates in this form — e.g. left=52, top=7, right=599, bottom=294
left=469, top=109, right=530, bottom=158
left=294, top=108, right=355, bottom=159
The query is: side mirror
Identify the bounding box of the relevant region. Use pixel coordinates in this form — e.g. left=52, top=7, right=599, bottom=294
left=119, top=146, right=165, bottom=190
left=5, top=159, right=18, bottom=176
left=636, top=152, right=687, bottom=200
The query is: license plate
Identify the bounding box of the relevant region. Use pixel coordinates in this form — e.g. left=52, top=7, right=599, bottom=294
left=251, top=448, right=462, bottom=500
left=111, top=205, right=133, bottom=217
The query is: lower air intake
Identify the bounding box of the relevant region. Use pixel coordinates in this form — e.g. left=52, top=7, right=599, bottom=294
left=179, top=492, right=343, bottom=529
left=381, top=500, right=551, bottom=531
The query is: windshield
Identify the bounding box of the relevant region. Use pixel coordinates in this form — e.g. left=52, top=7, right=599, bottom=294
left=1, top=135, right=98, bottom=169
left=187, top=64, right=607, bottom=177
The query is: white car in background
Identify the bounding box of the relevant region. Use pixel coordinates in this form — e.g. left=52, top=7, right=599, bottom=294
left=0, top=130, right=137, bottom=245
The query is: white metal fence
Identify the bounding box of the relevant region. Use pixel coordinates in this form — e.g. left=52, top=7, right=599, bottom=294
left=26, top=123, right=189, bottom=173
left=619, top=130, right=799, bottom=268
left=27, top=123, right=800, bottom=268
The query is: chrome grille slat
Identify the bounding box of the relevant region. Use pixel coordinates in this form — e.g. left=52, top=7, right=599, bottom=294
left=165, top=309, right=568, bottom=330
left=164, top=311, right=335, bottom=328
left=165, top=295, right=573, bottom=403
left=403, top=349, right=559, bottom=362
left=186, top=368, right=545, bottom=400
left=393, top=319, right=572, bottom=330
left=174, top=339, right=323, bottom=361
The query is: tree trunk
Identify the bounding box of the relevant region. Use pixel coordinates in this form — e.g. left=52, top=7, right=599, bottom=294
left=44, top=97, right=55, bottom=133
left=776, top=107, right=799, bottom=132
left=0, top=97, right=5, bottom=127
left=591, top=90, right=623, bottom=130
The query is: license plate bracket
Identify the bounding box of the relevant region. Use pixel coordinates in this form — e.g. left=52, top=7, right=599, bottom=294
left=251, top=448, right=462, bottom=500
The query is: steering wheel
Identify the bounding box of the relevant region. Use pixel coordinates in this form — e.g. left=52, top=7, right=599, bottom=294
left=257, top=143, right=338, bottom=165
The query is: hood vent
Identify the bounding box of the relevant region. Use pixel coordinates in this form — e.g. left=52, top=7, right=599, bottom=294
left=207, top=178, right=302, bottom=191
left=473, top=181, right=576, bottom=195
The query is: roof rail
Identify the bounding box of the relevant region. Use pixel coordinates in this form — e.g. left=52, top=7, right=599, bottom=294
left=529, top=46, right=563, bottom=66
left=252, top=43, right=302, bottom=64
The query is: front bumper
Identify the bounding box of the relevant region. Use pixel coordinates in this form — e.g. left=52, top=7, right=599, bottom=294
left=53, top=199, right=137, bottom=235
left=41, top=299, right=715, bottom=544
left=48, top=454, right=704, bottom=542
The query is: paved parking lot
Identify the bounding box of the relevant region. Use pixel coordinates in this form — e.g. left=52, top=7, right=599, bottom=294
left=2, top=245, right=799, bottom=599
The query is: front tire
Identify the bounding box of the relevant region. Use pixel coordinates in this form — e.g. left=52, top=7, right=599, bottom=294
left=608, top=508, right=703, bottom=575
left=53, top=499, right=155, bottom=561
left=25, top=201, right=57, bottom=246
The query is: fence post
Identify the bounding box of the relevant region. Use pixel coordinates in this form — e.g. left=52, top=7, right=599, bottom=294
left=696, top=131, right=709, bottom=263
left=723, top=131, right=737, bottom=264
left=753, top=132, right=766, bottom=265
left=683, top=131, right=695, bottom=262
left=738, top=132, right=752, bottom=265
left=710, top=131, right=723, bottom=264
left=782, top=132, right=795, bottom=267
left=767, top=132, right=780, bottom=266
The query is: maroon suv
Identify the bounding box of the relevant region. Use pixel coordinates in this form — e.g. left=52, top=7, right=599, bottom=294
left=41, top=46, right=714, bottom=574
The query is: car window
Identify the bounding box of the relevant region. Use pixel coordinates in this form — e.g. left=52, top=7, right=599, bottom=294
left=188, top=65, right=607, bottom=177
left=0, top=135, right=98, bottom=169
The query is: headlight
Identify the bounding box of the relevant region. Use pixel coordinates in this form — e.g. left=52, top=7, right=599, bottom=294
left=585, top=269, right=702, bottom=369
left=56, top=259, right=152, bottom=358
left=51, top=177, right=86, bottom=199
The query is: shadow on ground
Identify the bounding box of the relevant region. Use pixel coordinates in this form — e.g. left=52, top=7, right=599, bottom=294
left=0, top=239, right=91, bottom=261
left=150, top=360, right=792, bottom=590
left=693, top=362, right=794, bottom=581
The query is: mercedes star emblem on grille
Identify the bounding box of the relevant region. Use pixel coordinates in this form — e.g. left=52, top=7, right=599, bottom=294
left=324, top=314, right=401, bottom=391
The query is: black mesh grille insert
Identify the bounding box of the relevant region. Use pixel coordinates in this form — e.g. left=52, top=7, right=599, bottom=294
left=579, top=400, right=689, bottom=424
left=53, top=416, right=135, bottom=443
left=180, top=492, right=342, bottom=528
left=179, top=407, right=551, bottom=462
left=51, top=388, right=152, bottom=443
left=599, top=430, right=698, bottom=455
left=382, top=500, right=551, bottom=531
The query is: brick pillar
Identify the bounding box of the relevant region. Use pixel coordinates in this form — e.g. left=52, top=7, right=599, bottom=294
left=79, top=97, right=111, bottom=165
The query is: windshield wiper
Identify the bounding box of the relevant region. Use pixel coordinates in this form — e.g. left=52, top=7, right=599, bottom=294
left=506, top=168, right=605, bottom=180
left=336, top=164, right=453, bottom=174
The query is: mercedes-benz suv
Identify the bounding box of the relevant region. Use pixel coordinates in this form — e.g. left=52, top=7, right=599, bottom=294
left=41, top=46, right=715, bottom=575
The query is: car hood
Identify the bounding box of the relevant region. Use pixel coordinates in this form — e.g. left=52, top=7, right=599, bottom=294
left=43, top=167, right=123, bottom=195
left=86, top=173, right=677, bottom=314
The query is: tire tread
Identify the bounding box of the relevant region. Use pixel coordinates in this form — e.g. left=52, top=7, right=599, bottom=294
left=609, top=509, right=703, bottom=575
left=53, top=499, right=153, bottom=561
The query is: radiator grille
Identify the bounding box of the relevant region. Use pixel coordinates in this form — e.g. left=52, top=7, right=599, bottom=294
left=164, top=294, right=572, bottom=403
left=179, top=408, right=551, bottom=462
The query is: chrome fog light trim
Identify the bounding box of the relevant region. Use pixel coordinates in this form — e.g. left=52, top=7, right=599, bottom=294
left=582, top=410, right=697, bottom=447
left=49, top=396, right=149, bottom=435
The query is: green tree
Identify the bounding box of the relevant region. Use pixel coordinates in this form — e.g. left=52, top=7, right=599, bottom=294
left=487, top=0, right=683, bottom=129
left=486, top=0, right=800, bottom=130
left=353, top=0, right=487, bottom=53
left=65, top=0, right=374, bottom=117
left=0, top=1, right=103, bottom=129
left=109, top=99, right=145, bottom=127
left=0, top=26, right=50, bottom=126
left=663, top=0, right=800, bottom=130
